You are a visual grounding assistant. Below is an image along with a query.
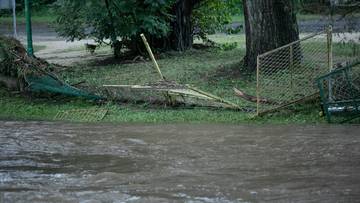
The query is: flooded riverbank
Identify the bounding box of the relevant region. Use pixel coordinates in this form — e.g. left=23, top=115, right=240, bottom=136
left=0, top=121, right=359, bottom=202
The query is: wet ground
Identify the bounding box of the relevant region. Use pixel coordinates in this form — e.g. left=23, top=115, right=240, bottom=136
left=0, top=121, right=359, bottom=202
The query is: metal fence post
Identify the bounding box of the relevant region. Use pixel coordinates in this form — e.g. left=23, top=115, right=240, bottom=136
left=327, top=25, right=333, bottom=72
left=25, top=0, right=34, bottom=57
left=290, top=45, right=294, bottom=90
left=256, top=56, right=260, bottom=116
left=12, top=0, right=17, bottom=38
left=327, top=25, right=333, bottom=101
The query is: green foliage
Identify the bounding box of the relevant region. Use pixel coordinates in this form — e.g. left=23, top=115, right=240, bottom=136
left=54, top=0, right=172, bottom=49
left=220, top=42, right=238, bottom=51
left=193, top=0, right=242, bottom=40
left=53, top=0, right=245, bottom=53
left=13, top=0, right=56, bottom=12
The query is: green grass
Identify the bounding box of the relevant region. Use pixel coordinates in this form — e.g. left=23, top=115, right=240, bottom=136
left=231, top=15, right=244, bottom=23
left=0, top=89, right=323, bottom=124
left=0, top=15, right=56, bottom=24
left=0, top=8, right=56, bottom=24
left=59, top=40, right=251, bottom=107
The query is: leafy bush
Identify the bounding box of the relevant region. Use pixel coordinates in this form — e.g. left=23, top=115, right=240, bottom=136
left=193, top=0, right=242, bottom=40
left=54, top=0, right=172, bottom=54
left=14, top=0, right=56, bottom=11
left=54, top=0, right=244, bottom=55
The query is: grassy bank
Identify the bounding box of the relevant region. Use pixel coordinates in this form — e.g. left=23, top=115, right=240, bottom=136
left=0, top=89, right=322, bottom=124
left=0, top=15, right=56, bottom=24
left=1, top=32, right=359, bottom=123
left=0, top=33, right=329, bottom=124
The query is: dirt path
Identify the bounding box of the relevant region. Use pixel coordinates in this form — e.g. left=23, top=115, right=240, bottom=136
left=1, top=24, right=112, bottom=66
left=34, top=39, right=112, bottom=66
left=0, top=121, right=359, bottom=202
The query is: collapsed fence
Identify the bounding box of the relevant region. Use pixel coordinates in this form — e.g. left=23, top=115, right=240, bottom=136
left=317, top=61, right=360, bottom=123
left=256, top=27, right=360, bottom=115
left=255, top=26, right=360, bottom=116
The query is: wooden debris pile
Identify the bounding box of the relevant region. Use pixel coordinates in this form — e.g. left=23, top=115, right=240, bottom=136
left=103, top=34, right=242, bottom=110
left=0, top=35, right=53, bottom=91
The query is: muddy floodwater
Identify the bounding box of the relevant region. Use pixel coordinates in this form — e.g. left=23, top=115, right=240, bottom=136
left=0, top=121, right=359, bottom=203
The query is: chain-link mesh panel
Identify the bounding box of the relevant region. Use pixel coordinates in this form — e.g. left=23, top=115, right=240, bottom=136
left=256, top=31, right=331, bottom=114
left=317, top=62, right=360, bottom=123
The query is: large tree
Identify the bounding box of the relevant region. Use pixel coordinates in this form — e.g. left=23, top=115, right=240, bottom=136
left=169, top=0, right=201, bottom=51
left=170, top=0, right=239, bottom=51
left=243, top=0, right=299, bottom=71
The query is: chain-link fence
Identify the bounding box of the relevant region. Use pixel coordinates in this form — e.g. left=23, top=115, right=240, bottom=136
left=317, top=61, right=360, bottom=123
left=256, top=28, right=333, bottom=115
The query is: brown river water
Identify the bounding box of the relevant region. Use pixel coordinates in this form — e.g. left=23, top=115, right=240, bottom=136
left=0, top=121, right=359, bottom=203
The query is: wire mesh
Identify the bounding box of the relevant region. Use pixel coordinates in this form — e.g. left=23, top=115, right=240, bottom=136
left=256, top=30, right=331, bottom=115
left=317, top=62, right=360, bottom=123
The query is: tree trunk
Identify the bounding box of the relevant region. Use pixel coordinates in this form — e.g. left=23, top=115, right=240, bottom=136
left=243, top=0, right=299, bottom=71
left=168, top=0, right=200, bottom=51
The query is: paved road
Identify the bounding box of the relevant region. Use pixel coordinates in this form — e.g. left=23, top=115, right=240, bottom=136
left=0, top=121, right=359, bottom=202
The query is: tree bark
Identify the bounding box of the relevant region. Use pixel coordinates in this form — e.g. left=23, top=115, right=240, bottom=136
left=104, top=0, right=122, bottom=58
left=243, top=0, right=299, bottom=71
left=168, top=0, right=201, bottom=51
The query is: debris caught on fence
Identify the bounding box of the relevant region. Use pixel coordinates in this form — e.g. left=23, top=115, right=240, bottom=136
left=0, top=35, right=100, bottom=99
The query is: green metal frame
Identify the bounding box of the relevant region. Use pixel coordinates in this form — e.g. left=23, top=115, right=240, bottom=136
left=317, top=61, right=360, bottom=123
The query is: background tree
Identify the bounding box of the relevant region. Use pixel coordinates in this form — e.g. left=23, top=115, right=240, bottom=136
left=172, top=0, right=241, bottom=50
left=242, top=0, right=299, bottom=71
left=54, top=0, right=240, bottom=56
left=192, top=0, right=241, bottom=40
left=169, top=0, right=201, bottom=51
left=54, top=0, right=172, bottom=57
left=14, top=0, right=55, bottom=9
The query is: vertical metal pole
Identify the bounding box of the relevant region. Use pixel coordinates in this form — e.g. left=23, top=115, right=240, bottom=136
left=256, top=56, right=260, bottom=116
left=25, top=0, right=34, bottom=57
left=327, top=25, right=333, bottom=72
left=327, top=25, right=333, bottom=101
left=12, top=0, right=17, bottom=38
left=290, top=45, right=294, bottom=90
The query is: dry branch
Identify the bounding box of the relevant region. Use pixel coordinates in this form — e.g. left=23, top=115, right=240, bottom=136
left=233, top=87, right=280, bottom=105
